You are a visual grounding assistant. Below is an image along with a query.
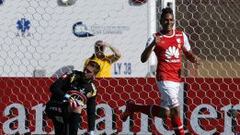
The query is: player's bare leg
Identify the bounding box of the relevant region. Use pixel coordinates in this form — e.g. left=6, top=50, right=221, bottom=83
left=121, top=100, right=135, bottom=121
left=121, top=100, right=169, bottom=121
left=170, top=106, right=185, bottom=135
left=122, top=102, right=186, bottom=135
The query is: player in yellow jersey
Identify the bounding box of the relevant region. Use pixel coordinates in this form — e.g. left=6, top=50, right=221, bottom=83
left=85, top=40, right=121, bottom=78
left=83, top=40, right=121, bottom=135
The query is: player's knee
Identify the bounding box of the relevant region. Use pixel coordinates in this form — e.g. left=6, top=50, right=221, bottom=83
left=170, top=106, right=180, bottom=117
left=152, top=105, right=170, bottom=118
left=157, top=109, right=170, bottom=118
left=164, top=109, right=170, bottom=117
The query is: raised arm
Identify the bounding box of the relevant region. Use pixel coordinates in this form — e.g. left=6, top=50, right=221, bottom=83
left=141, top=35, right=156, bottom=63
left=104, top=42, right=121, bottom=63
left=50, top=77, right=68, bottom=99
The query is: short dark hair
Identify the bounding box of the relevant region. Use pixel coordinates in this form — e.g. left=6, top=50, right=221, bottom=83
left=160, top=7, right=173, bottom=20
left=94, top=40, right=104, bottom=51
left=95, top=40, right=103, bottom=46
left=87, top=60, right=100, bottom=74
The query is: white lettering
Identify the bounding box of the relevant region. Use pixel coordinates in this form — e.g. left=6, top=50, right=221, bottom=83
left=221, top=104, right=240, bottom=135
left=137, top=114, right=151, bottom=135
left=3, top=103, right=30, bottom=134
left=32, top=104, right=47, bottom=134
left=190, top=104, right=217, bottom=134
left=165, top=59, right=180, bottom=63
left=155, top=118, right=174, bottom=134
left=119, top=105, right=133, bottom=135
left=95, top=103, right=116, bottom=135
left=2, top=103, right=239, bottom=134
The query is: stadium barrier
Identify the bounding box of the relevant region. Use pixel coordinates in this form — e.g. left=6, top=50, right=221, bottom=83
left=0, top=78, right=239, bottom=135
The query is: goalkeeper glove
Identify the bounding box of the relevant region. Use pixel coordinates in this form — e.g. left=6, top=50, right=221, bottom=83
left=64, top=94, right=71, bottom=99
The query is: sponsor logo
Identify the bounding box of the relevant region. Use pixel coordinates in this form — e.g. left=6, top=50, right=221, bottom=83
left=72, top=21, right=94, bottom=37
left=165, top=46, right=179, bottom=59
left=16, top=18, right=32, bottom=37
left=72, top=21, right=130, bottom=38
left=2, top=103, right=239, bottom=134
left=57, top=0, right=77, bottom=6
left=0, top=0, right=4, bottom=5
left=176, top=38, right=181, bottom=44
left=129, top=0, right=147, bottom=6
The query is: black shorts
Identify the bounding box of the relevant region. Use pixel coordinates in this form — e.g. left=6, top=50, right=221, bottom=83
left=45, top=100, right=69, bottom=121
left=45, top=100, right=82, bottom=135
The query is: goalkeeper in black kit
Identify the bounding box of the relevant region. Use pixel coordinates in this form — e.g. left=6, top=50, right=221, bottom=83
left=45, top=60, right=100, bottom=135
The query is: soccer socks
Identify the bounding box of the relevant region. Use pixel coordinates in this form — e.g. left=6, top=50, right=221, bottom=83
left=122, top=100, right=185, bottom=134
left=122, top=100, right=135, bottom=121
left=171, top=116, right=184, bottom=135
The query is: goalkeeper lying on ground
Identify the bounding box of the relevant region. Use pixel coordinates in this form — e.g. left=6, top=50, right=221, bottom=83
left=45, top=60, right=100, bottom=135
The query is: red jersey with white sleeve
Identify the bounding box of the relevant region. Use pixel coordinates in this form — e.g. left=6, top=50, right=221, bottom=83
left=147, top=30, right=191, bottom=82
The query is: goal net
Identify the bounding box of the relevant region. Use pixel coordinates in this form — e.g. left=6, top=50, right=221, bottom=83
left=176, top=0, right=240, bottom=134
left=0, top=0, right=240, bottom=134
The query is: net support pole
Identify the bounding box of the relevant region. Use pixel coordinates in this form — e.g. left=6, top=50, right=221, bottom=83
left=147, top=0, right=157, bottom=77
left=147, top=0, right=176, bottom=77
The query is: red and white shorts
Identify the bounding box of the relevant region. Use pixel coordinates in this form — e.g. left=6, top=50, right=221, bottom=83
left=156, top=81, right=181, bottom=109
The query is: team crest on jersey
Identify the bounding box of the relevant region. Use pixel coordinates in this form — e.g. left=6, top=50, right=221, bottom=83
left=176, top=38, right=181, bottom=44
left=176, top=38, right=182, bottom=48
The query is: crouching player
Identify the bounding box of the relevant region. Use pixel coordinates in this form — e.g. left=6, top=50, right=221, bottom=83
left=45, top=60, right=100, bottom=135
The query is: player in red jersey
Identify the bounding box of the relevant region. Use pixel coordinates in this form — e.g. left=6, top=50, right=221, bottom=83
left=122, top=7, right=200, bottom=135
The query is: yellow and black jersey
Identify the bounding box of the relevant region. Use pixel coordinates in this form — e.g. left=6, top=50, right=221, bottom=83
left=49, top=70, right=97, bottom=102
